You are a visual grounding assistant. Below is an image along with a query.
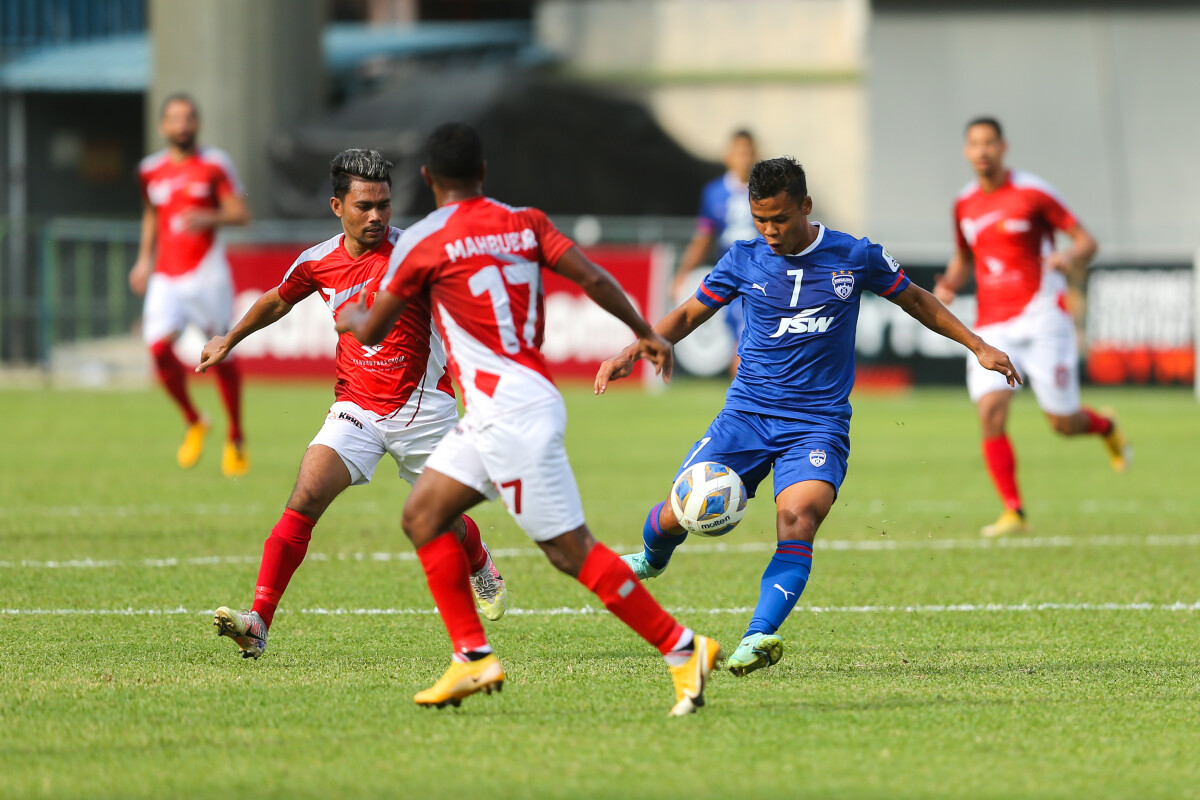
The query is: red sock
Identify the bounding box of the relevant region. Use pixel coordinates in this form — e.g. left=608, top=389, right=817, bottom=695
left=149, top=339, right=199, bottom=425
left=458, top=515, right=487, bottom=572
left=211, top=359, right=244, bottom=443
left=251, top=508, right=316, bottom=627
left=1081, top=407, right=1113, bottom=436
left=416, top=532, right=488, bottom=654
left=982, top=434, right=1022, bottom=511
left=578, top=542, right=683, bottom=654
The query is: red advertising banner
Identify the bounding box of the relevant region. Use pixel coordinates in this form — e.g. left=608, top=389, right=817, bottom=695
left=211, top=242, right=668, bottom=383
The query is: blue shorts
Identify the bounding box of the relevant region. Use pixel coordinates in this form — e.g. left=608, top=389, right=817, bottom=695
left=675, top=408, right=850, bottom=499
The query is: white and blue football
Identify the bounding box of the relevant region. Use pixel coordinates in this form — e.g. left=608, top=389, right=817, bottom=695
left=669, top=461, right=748, bottom=537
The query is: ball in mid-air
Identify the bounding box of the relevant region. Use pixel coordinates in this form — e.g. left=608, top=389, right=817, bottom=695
left=670, top=461, right=748, bottom=537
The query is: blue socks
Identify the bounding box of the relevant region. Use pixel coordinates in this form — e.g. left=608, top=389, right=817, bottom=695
left=745, top=541, right=813, bottom=637
left=642, top=502, right=687, bottom=569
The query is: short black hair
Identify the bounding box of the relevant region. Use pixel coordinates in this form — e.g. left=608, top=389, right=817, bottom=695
left=160, top=92, right=198, bottom=118
left=330, top=148, right=393, bottom=200
left=748, top=157, right=807, bottom=201
left=965, top=116, right=1004, bottom=139
left=731, top=129, right=756, bottom=143
left=425, top=122, right=484, bottom=181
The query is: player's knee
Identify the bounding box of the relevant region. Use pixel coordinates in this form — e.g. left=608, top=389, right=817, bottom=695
left=776, top=508, right=820, bottom=542
left=400, top=503, right=436, bottom=543
left=1047, top=414, right=1075, bottom=436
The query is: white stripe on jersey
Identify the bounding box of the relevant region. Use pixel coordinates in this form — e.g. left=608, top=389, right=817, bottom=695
left=198, top=147, right=244, bottom=194
left=384, top=205, right=459, bottom=288
left=138, top=148, right=170, bottom=175
left=1009, top=169, right=1069, bottom=206
left=281, top=226, right=404, bottom=285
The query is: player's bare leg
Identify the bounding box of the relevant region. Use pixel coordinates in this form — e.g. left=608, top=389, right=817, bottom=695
left=215, top=445, right=351, bottom=658
left=977, top=390, right=1028, bottom=537
left=539, top=525, right=721, bottom=716
left=730, top=480, right=832, bottom=677
left=1044, top=409, right=1131, bottom=473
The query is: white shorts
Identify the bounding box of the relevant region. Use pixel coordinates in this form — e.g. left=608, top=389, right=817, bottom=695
left=309, top=393, right=459, bottom=486
left=423, top=399, right=586, bottom=542
left=142, top=246, right=234, bottom=344
left=966, top=301, right=1081, bottom=415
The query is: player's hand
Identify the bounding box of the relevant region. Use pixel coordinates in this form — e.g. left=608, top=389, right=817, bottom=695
left=932, top=275, right=955, bottom=306
left=637, top=331, right=674, bottom=383
left=334, top=290, right=370, bottom=337
left=975, top=342, right=1022, bottom=387
left=129, top=258, right=152, bottom=296
left=177, top=209, right=216, bottom=232
left=1044, top=251, right=1073, bottom=273
left=594, top=345, right=638, bottom=395
left=196, top=335, right=230, bottom=373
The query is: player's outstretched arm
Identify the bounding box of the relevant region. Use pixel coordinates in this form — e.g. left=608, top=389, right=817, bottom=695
left=197, top=288, right=292, bottom=373
left=335, top=289, right=407, bottom=346
left=889, top=283, right=1022, bottom=387
left=594, top=296, right=718, bottom=394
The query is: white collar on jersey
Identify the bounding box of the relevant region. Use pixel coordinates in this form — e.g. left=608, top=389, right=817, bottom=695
left=785, top=222, right=825, bottom=257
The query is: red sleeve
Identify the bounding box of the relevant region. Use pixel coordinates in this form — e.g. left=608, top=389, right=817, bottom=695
left=384, top=238, right=437, bottom=303
left=1037, top=190, right=1078, bottom=233
left=213, top=162, right=237, bottom=200
left=276, top=259, right=317, bottom=305
left=532, top=209, right=575, bottom=269
left=953, top=201, right=968, bottom=252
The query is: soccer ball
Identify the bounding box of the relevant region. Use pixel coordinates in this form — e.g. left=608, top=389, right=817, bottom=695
left=670, top=461, right=748, bottom=537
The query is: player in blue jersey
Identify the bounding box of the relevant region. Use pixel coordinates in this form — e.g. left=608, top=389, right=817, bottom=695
left=672, top=130, right=760, bottom=373
left=596, top=157, right=1020, bottom=676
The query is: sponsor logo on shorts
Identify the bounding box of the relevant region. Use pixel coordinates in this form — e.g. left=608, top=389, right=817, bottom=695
left=832, top=270, right=855, bottom=300
left=336, top=411, right=364, bottom=429
left=809, top=449, right=827, bottom=467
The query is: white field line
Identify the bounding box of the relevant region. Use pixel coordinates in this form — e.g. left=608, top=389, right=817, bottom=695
left=4, top=533, right=1200, bottom=570
left=3, top=602, right=1200, bottom=617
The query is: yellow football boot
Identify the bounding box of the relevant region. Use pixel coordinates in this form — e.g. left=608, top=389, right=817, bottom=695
left=668, top=634, right=722, bottom=717
left=1100, top=410, right=1131, bottom=473
left=414, top=654, right=505, bottom=709
left=221, top=441, right=250, bottom=477
left=980, top=509, right=1029, bottom=538
left=176, top=418, right=210, bottom=469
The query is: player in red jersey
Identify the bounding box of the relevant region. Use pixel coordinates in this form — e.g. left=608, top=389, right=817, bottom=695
left=196, top=149, right=507, bottom=659
left=130, top=94, right=251, bottom=476
left=338, top=123, right=721, bottom=715
left=935, top=117, right=1130, bottom=538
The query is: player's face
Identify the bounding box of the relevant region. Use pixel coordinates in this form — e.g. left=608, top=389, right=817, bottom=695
left=964, top=124, right=1007, bottom=179
left=334, top=179, right=392, bottom=249
left=726, top=136, right=757, bottom=182
left=160, top=100, right=199, bottom=151
left=750, top=192, right=813, bottom=255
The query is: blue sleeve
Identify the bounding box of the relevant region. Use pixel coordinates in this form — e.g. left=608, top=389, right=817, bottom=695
left=695, top=248, right=741, bottom=309
left=863, top=241, right=910, bottom=298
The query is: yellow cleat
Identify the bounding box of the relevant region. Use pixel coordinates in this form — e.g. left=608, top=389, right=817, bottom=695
left=1100, top=410, right=1131, bottom=473
left=414, top=654, right=505, bottom=709
left=177, top=418, right=210, bottom=469
left=981, top=509, right=1029, bottom=538
left=221, top=441, right=250, bottom=477
left=668, top=634, right=722, bottom=717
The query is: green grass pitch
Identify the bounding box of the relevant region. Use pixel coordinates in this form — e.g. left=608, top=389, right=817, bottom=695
left=2, top=381, right=1198, bottom=799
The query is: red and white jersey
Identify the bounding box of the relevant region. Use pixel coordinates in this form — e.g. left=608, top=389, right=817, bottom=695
left=383, top=196, right=575, bottom=420
left=954, top=169, right=1079, bottom=326
left=139, top=147, right=241, bottom=277
left=278, top=227, right=454, bottom=416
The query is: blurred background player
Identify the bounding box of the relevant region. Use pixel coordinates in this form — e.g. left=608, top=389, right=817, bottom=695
left=597, top=156, right=1020, bottom=677
left=196, top=149, right=506, bottom=659
left=671, top=130, right=759, bottom=374
left=934, top=117, right=1130, bottom=538
left=338, top=123, right=721, bottom=716
left=129, top=93, right=251, bottom=476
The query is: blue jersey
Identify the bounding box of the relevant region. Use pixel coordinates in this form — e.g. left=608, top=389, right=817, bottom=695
left=696, top=223, right=910, bottom=430
left=697, top=173, right=758, bottom=257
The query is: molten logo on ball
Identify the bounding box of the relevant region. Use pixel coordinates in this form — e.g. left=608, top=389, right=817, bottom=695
left=670, top=461, right=749, bottom=538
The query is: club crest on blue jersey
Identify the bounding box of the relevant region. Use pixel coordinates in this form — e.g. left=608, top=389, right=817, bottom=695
left=832, top=270, right=855, bottom=300
left=809, top=449, right=827, bottom=467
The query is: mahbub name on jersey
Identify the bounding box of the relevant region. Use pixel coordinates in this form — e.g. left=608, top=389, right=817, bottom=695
left=443, top=228, right=541, bottom=262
